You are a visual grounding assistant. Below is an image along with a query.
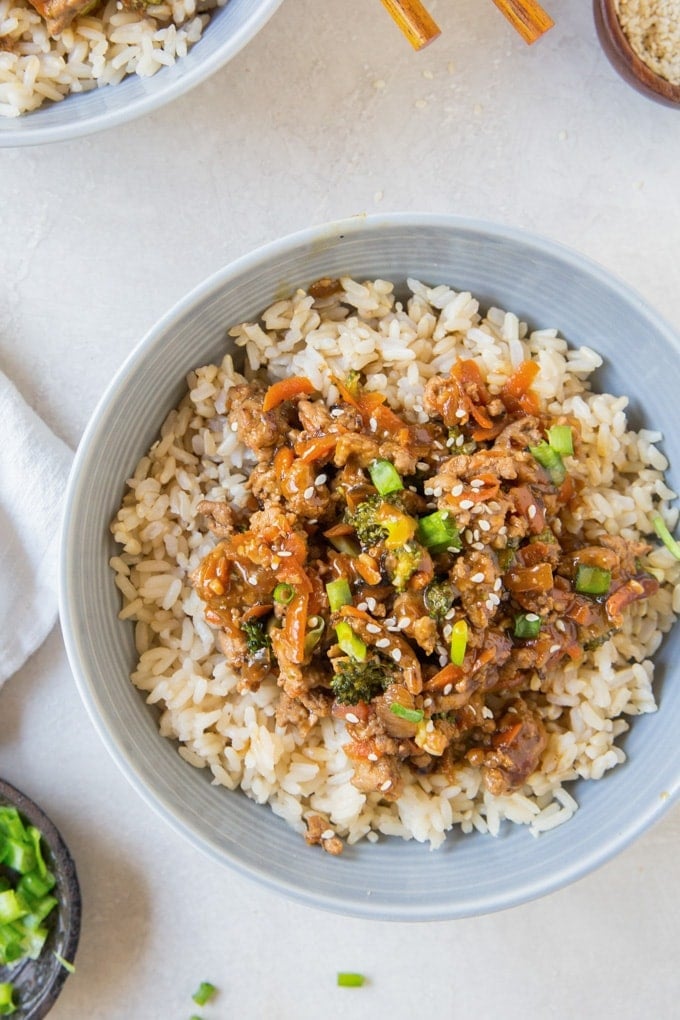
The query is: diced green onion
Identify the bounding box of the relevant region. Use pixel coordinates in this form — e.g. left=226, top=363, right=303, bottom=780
left=192, top=982, right=217, bottom=1007
left=0, top=982, right=16, bottom=1016
left=368, top=458, right=404, bottom=496
left=514, top=613, right=542, bottom=638
left=389, top=704, right=424, bottom=724
left=547, top=424, right=573, bottom=456
left=326, top=578, right=352, bottom=613
left=449, top=619, right=468, bottom=666
left=575, top=564, right=612, bottom=596
left=653, top=515, right=680, bottom=561
left=273, top=582, right=296, bottom=605
left=417, top=510, right=462, bottom=554
left=530, top=441, right=566, bottom=485
left=304, top=616, right=325, bottom=655
left=53, top=952, right=76, bottom=974
left=0, top=891, right=26, bottom=926
left=335, top=622, right=367, bottom=662
left=337, top=972, right=365, bottom=988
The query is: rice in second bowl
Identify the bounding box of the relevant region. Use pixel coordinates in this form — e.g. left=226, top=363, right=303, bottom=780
left=109, top=277, right=680, bottom=851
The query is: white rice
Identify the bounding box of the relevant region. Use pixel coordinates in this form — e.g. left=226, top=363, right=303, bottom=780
left=0, top=0, right=225, bottom=116
left=110, top=278, right=680, bottom=849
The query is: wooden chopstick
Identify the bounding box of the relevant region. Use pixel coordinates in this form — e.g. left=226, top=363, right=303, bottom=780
left=491, top=0, right=554, bottom=44
left=380, top=0, right=441, bottom=50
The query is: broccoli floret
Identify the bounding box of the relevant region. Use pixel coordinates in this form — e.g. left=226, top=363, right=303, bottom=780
left=423, top=578, right=456, bottom=620
left=387, top=541, right=423, bottom=592
left=345, top=495, right=389, bottom=548
left=241, top=619, right=272, bottom=658
left=330, top=656, right=394, bottom=705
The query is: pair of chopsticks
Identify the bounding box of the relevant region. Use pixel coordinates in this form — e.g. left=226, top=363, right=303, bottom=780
left=381, top=0, right=554, bottom=50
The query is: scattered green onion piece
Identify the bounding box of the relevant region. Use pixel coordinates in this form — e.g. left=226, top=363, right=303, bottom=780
left=335, top=622, right=367, bottom=662
left=368, top=458, right=404, bottom=496
left=514, top=613, right=542, bottom=639
left=575, top=564, right=612, bottom=596
left=653, top=515, right=680, bottom=561
left=337, top=972, right=365, bottom=988
left=304, top=616, right=325, bottom=655
left=389, top=704, right=424, bottom=724
left=192, top=982, right=217, bottom=1007
left=529, top=441, right=566, bottom=485
left=326, top=578, right=352, bottom=613
left=0, top=891, right=26, bottom=926
left=449, top=619, right=468, bottom=666
left=547, top=424, right=573, bottom=456
left=273, top=582, right=296, bottom=605
left=417, top=510, right=462, bottom=554
left=0, top=982, right=16, bottom=1016
left=53, top=952, right=76, bottom=974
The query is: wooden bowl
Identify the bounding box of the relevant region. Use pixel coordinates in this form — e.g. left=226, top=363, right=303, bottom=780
left=594, top=0, right=680, bottom=107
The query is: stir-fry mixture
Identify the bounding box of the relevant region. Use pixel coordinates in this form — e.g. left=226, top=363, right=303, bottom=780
left=24, top=0, right=157, bottom=35
left=191, top=354, right=659, bottom=843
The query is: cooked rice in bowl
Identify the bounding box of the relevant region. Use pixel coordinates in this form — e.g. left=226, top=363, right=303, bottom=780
left=109, top=276, right=680, bottom=853
left=0, top=0, right=226, bottom=117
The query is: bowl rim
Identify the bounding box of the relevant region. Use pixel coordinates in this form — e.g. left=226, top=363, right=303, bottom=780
left=594, top=0, right=680, bottom=106
left=60, top=213, right=680, bottom=920
left=0, top=0, right=285, bottom=147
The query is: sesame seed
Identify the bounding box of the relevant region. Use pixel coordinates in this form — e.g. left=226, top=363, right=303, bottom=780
left=465, top=529, right=474, bottom=542
left=303, top=486, right=314, bottom=499
left=366, top=597, right=377, bottom=612
left=397, top=617, right=411, bottom=629
left=443, top=683, right=453, bottom=696
left=368, top=752, right=379, bottom=761
left=470, top=478, right=484, bottom=489
left=289, top=481, right=298, bottom=493
left=376, top=637, right=390, bottom=649
left=357, top=602, right=368, bottom=611
left=315, top=474, right=327, bottom=485
left=448, top=545, right=460, bottom=553
left=498, top=525, right=507, bottom=535
left=478, top=519, right=491, bottom=531
left=446, top=436, right=456, bottom=448
left=423, top=698, right=433, bottom=707
left=248, top=575, right=258, bottom=585
left=433, top=486, right=443, bottom=498
left=482, top=705, right=494, bottom=719
left=330, top=407, right=343, bottom=417
left=485, top=600, right=495, bottom=612
left=433, top=441, right=444, bottom=450
left=230, top=421, right=239, bottom=431
left=345, top=713, right=359, bottom=724
left=527, top=504, right=537, bottom=520
left=494, top=577, right=502, bottom=591
left=408, top=485, right=418, bottom=493
left=391, top=648, right=402, bottom=662
left=443, top=624, right=452, bottom=639
left=439, top=654, right=448, bottom=667
left=556, top=620, right=566, bottom=632
left=455, top=408, right=466, bottom=419
left=445, top=608, right=456, bottom=620
left=525, top=613, right=540, bottom=622
left=278, top=549, right=292, bottom=557
left=488, top=593, right=500, bottom=606
left=426, top=720, right=435, bottom=732
left=380, top=780, right=392, bottom=791
left=424, top=487, right=434, bottom=496
left=366, top=623, right=381, bottom=634
left=417, top=461, right=429, bottom=470
left=321, top=829, right=335, bottom=841
left=369, top=417, right=378, bottom=432
left=460, top=499, right=475, bottom=510
left=385, top=617, right=397, bottom=626
left=550, top=644, right=561, bottom=654
left=471, top=571, right=485, bottom=583
left=473, top=530, right=480, bottom=542
left=456, top=434, right=465, bottom=447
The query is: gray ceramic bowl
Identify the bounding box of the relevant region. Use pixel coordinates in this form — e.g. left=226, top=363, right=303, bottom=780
left=0, top=779, right=81, bottom=1019
left=0, top=0, right=284, bottom=147
left=60, top=214, right=680, bottom=921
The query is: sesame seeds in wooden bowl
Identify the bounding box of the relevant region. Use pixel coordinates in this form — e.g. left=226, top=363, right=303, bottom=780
left=594, top=0, right=680, bottom=107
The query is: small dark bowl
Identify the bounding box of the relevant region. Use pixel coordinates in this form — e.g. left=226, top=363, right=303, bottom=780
left=594, top=0, right=680, bottom=107
left=0, top=780, right=81, bottom=1020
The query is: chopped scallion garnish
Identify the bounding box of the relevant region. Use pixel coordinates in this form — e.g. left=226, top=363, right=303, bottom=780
left=304, top=616, right=325, bottom=655
left=652, top=515, right=680, bottom=560
left=513, top=613, right=542, bottom=638
left=326, top=578, right=352, bottom=613
left=530, top=441, right=566, bottom=485
left=574, top=564, right=611, bottom=596
left=192, top=982, right=217, bottom=1006
left=337, top=972, right=365, bottom=987
left=389, top=703, right=424, bottom=724
left=417, top=510, right=462, bottom=554
left=335, top=622, right=367, bottom=662
left=368, top=458, right=404, bottom=496
left=273, top=582, right=296, bottom=605
left=53, top=951, right=76, bottom=974
left=547, top=424, right=573, bottom=456
left=0, top=982, right=16, bottom=1016
left=449, top=619, right=468, bottom=666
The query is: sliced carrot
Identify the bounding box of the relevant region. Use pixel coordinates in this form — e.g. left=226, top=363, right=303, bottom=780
left=492, top=720, right=523, bottom=749
left=262, top=376, right=315, bottom=412
left=294, top=434, right=338, bottom=463
left=423, top=661, right=464, bottom=692
left=273, top=446, right=294, bottom=480
left=283, top=591, right=309, bottom=664
left=335, top=378, right=362, bottom=409
left=504, top=562, right=554, bottom=592
left=500, top=360, right=540, bottom=416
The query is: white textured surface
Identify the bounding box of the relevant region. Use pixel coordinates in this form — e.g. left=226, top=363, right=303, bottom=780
left=1, top=0, right=680, bottom=1016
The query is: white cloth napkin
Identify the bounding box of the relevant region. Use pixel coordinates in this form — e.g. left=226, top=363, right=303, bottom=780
left=0, top=372, right=73, bottom=686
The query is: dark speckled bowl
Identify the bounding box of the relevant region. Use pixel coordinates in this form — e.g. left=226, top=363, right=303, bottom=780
left=0, top=780, right=81, bottom=1020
